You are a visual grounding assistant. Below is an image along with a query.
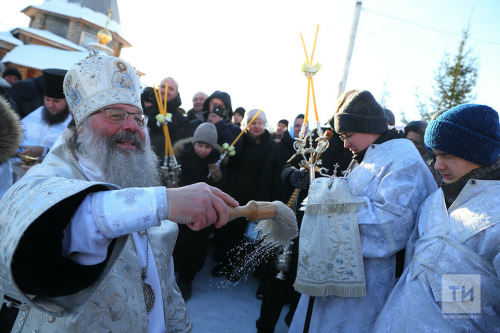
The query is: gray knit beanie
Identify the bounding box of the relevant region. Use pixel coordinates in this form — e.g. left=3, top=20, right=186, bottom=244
left=334, top=90, right=388, bottom=134
left=246, top=109, right=267, bottom=124
left=193, top=123, right=217, bottom=148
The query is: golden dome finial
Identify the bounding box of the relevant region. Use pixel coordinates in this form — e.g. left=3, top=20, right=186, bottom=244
left=97, top=6, right=114, bottom=46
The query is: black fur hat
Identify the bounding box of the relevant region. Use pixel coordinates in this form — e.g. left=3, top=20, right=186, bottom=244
left=0, top=97, right=23, bottom=164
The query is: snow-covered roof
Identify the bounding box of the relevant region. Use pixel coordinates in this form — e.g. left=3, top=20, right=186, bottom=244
left=2, top=45, right=88, bottom=70
left=12, top=27, right=86, bottom=52
left=0, top=31, right=23, bottom=46
left=24, top=0, right=130, bottom=45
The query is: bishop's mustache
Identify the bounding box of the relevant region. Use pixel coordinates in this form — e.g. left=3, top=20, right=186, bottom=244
left=109, top=131, right=144, bottom=151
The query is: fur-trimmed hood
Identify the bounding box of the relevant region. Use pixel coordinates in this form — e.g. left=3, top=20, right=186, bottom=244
left=0, top=96, right=22, bottom=164
left=172, top=137, right=227, bottom=163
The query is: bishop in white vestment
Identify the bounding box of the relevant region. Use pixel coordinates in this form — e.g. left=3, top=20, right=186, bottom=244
left=0, top=53, right=237, bottom=333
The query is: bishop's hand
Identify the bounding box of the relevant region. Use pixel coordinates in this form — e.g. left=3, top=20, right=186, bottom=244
left=166, top=183, right=238, bottom=231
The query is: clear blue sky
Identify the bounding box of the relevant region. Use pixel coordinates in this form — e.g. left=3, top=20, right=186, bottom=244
left=2, top=0, right=499, bottom=127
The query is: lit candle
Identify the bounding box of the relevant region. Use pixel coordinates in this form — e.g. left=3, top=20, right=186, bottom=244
left=163, top=82, right=168, bottom=115
left=310, top=78, right=319, bottom=123
left=153, top=84, right=172, bottom=157
left=300, top=33, right=310, bottom=65
left=310, top=24, right=319, bottom=65
left=304, top=78, right=311, bottom=127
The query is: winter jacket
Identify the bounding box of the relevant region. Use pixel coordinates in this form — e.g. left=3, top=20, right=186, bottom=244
left=227, top=130, right=275, bottom=204
left=173, top=138, right=226, bottom=190
left=259, top=130, right=296, bottom=203
left=186, top=108, right=207, bottom=122
left=172, top=138, right=226, bottom=278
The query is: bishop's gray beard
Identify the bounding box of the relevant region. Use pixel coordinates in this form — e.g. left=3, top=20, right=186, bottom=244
left=76, top=125, right=162, bottom=188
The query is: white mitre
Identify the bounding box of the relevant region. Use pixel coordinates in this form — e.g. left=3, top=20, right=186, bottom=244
left=63, top=51, right=142, bottom=127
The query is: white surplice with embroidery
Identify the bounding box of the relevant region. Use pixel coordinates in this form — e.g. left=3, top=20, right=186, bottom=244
left=289, top=139, right=438, bottom=333
left=0, top=136, right=192, bottom=333
left=373, top=180, right=500, bottom=332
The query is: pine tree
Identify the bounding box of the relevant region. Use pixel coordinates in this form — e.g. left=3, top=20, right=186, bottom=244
left=379, top=81, right=390, bottom=109
left=415, top=25, right=478, bottom=121
left=399, top=110, right=410, bottom=126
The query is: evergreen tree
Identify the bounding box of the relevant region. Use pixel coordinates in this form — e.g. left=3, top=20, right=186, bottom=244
left=379, top=81, right=390, bottom=109
left=415, top=25, right=478, bottom=121
left=399, top=110, right=410, bottom=126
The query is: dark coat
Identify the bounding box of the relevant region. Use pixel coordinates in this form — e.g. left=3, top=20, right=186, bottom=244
left=213, top=129, right=275, bottom=266
left=227, top=129, right=275, bottom=204
left=144, top=94, right=192, bottom=165
left=258, top=130, right=296, bottom=203
left=172, top=137, right=227, bottom=279
left=173, top=138, right=226, bottom=190
left=186, top=108, right=207, bottom=122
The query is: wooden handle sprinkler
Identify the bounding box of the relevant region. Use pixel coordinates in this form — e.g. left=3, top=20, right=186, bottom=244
left=226, top=200, right=298, bottom=247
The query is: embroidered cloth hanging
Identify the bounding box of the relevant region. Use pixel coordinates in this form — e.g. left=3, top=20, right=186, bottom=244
left=294, top=176, right=367, bottom=297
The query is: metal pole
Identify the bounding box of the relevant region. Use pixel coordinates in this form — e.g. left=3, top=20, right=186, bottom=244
left=337, top=1, right=362, bottom=98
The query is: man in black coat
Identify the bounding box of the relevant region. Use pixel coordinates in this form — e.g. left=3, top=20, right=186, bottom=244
left=144, top=77, right=192, bottom=165
left=189, top=91, right=243, bottom=154
left=186, top=92, right=208, bottom=122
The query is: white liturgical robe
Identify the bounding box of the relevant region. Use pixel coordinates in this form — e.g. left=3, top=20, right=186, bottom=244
left=20, top=106, right=72, bottom=157
left=0, top=136, right=192, bottom=333
left=289, top=138, right=438, bottom=333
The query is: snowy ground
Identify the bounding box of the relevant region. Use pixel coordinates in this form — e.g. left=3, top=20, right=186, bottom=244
left=184, top=246, right=290, bottom=333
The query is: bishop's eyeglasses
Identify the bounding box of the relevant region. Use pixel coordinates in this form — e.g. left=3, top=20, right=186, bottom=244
left=97, top=108, right=149, bottom=128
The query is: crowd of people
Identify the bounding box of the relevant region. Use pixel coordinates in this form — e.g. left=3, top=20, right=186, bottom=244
left=0, top=52, right=499, bottom=333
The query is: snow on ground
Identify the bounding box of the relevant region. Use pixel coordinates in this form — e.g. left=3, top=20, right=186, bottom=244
left=186, top=245, right=290, bottom=333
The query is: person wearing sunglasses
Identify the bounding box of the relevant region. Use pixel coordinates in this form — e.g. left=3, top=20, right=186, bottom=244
left=0, top=53, right=237, bottom=333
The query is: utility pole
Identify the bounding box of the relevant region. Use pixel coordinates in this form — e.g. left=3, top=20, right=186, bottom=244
left=337, top=1, right=362, bottom=98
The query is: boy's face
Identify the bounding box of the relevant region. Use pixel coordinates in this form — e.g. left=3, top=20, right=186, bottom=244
left=432, top=150, right=482, bottom=184
left=194, top=142, right=213, bottom=159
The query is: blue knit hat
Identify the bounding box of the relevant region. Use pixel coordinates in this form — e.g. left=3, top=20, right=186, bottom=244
left=424, top=104, right=500, bottom=166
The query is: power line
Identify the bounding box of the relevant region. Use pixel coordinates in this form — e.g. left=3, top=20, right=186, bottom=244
left=363, top=7, right=500, bottom=46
